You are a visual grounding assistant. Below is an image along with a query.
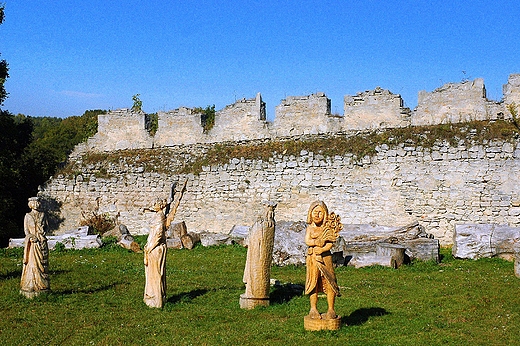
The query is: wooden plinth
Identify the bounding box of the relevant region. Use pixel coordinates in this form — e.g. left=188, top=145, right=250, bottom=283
left=304, top=314, right=341, bottom=331
left=239, top=295, right=269, bottom=309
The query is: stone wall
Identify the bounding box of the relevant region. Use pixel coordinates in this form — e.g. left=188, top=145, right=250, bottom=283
left=209, top=93, right=270, bottom=142
left=81, top=74, right=519, bottom=152
left=413, top=78, right=491, bottom=126
left=154, top=107, right=203, bottom=147
left=86, top=109, right=153, bottom=151
left=272, top=92, right=334, bottom=137
left=343, top=87, right=411, bottom=130
left=42, top=138, right=520, bottom=246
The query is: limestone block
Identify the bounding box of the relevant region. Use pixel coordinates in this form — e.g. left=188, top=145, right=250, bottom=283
left=272, top=221, right=307, bottom=266
left=9, top=226, right=102, bottom=250
left=198, top=231, right=233, bottom=247
left=452, top=224, right=520, bottom=260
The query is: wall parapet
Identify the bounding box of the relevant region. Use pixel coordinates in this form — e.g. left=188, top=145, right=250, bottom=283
left=82, top=74, right=519, bottom=153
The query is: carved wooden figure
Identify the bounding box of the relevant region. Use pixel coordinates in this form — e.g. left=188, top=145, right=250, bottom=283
left=304, top=201, right=342, bottom=331
left=240, top=201, right=277, bottom=309
left=20, top=197, right=50, bottom=298
left=143, top=199, right=168, bottom=308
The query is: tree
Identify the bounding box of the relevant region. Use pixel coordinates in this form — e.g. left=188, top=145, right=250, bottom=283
left=131, top=94, right=143, bottom=113
left=0, top=5, right=9, bottom=105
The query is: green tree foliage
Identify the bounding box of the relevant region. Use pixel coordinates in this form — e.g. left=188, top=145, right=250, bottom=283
left=0, top=5, right=8, bottom=106
left=0, top=109, right=104, bottom=246
left=0, top=110, right=33, bottom=244
left=194, top=105, right=216, bottom=133
left=131, top=94, right=143, bottom=113
left=147, top=112, right=158, bottom=136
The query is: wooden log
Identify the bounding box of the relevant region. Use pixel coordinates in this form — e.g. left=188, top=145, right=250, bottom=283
left=181, top=232, right=200, bottom=250
left=453, top=224, right=520, bottom=260
left=304, top=315, right=341, bottom=331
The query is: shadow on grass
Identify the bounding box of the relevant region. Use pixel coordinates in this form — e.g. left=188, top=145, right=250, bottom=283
left=270, top=283, right=304, bottom=305
left=0, top=269, right=22, bottom=280
left=343, top=307, right=389, bottom=326
left=53, top=282, right=127, bottom=295
left=168, top=289, right=209, bottom=304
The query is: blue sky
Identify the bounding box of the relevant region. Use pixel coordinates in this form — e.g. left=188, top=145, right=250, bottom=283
left=1, top=1, right=520, bottom=119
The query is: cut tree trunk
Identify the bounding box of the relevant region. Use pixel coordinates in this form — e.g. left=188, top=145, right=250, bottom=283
left=181, top=232, right=201, bottom=250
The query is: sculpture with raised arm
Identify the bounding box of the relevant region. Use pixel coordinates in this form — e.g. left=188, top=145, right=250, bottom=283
left=143, top=198, right=168, bottom=308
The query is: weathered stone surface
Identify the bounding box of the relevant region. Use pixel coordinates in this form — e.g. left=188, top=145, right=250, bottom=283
left=402, top=238, right=440, bottom=262
left=198, top=231, right=233, bottom=247
left=515, top=253, right=520, bottom=278
left=229, top=225, right=250, bottom=246
left=166, top=221, right=187, bottom=239
left=452, top=224, right=520, bottom=260
left=166, top=237, right=183, bottom=249
left=9, top=226, right=102, bottom=250
left=272, top=221, right=307, bottom=266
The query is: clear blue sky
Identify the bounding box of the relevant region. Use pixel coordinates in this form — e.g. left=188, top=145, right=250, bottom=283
left=2, top=1, right=520, bottom=119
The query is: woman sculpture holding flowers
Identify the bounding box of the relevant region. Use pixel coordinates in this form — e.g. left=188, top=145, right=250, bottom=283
left=305, top=200, right=342, bottom=320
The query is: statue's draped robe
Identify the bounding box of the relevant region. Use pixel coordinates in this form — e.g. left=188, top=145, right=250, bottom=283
left=305, top=227, right=340, bottom=297
left=143, top=211, right=167, bottom=308
left=242, top=212, right=275, bottom=299
left=20, top=211, right=50, bottom=295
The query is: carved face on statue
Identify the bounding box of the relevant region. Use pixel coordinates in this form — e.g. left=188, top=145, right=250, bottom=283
left=28, top=198, right=40, bottom=211
left=311, top=206, right=325, bottom=226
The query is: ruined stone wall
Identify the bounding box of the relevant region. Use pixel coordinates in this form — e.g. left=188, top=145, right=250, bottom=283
left=343, top=87, right=411, bottom=130
left=154, top=107, right=204, bottom=147
left=413, top=78, right=493, bottom=126
left=42, top=138, right=520, bottom=246
left=208, top=93, right=270, bottom=142
left=503, top=74, right=520, bottom=106
left=85, top=109, right=153, bottom=151
left=273, top=92, right=334, bottom=137
left=83, top=75, right=519, bottom=153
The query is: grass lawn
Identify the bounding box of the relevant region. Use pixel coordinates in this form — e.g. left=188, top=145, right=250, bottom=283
left=1, top=240, right=519, bottom=345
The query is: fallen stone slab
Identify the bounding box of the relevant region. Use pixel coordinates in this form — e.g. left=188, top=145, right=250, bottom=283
left=9, top=226, right=102, bottom=250
left=272, top=221, right=307, bottom=266
left=452, top=224, right=520, bottom=260
left=197, top=231, right=233, bottom=247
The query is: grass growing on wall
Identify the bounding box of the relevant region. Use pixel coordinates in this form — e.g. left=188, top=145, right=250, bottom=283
left=1, top=245, right=520, bottom=345
left=59, top=119, right=519, bottom=178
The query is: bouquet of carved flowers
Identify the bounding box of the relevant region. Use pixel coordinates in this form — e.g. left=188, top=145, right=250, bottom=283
left=313, top=213, right=343, bottom=262
left=321, top=212, right=342, bottom=243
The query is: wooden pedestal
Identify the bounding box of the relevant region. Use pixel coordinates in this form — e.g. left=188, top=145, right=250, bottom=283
left=239, top=295, right=270, bottom=309
left=304, top=314, right=341, bottom=331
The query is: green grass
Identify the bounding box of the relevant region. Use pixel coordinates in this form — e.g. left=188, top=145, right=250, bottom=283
left=1, top=244, right=519, bottom=345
